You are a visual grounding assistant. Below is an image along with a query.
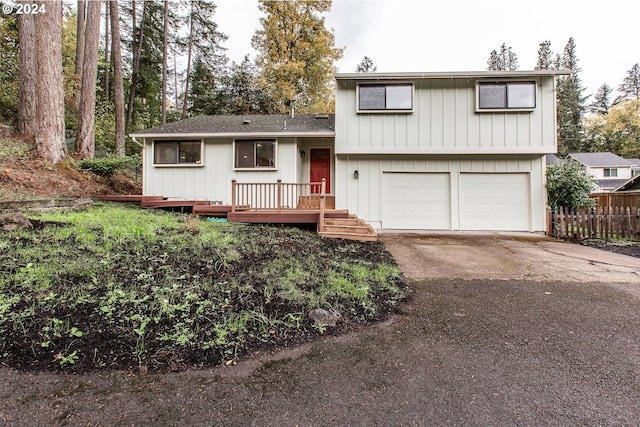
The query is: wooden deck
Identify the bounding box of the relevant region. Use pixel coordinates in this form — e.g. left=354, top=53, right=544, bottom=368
left=94, top=180, right=378, bottom=241
left=228, top=208, right=349, bottom=224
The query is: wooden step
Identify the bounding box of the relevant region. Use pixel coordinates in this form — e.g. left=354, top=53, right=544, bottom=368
left=322, top=224, right=371, bottom=234
left=318, top=215, right=378, bottom=242
left=318, top=231, right=378, bottom=242
left=324, top=218, right=363, bottom=227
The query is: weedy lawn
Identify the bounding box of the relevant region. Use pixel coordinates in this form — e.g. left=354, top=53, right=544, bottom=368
left=0, top=203, right=408, bottom=372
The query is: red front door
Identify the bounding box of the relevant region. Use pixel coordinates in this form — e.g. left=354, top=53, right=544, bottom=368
left=310, top=148, right=331, bottom=194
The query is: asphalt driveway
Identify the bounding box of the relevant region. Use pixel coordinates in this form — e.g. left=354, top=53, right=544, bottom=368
left=2, top=233, right=640, bottom=426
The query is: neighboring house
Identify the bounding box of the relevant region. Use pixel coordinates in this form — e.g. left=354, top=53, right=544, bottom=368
left=629, top=158, right=640, bottom=177
left=568, top=152, right=636, bottom=192
left=545, top=154, right=565, bottom=166
left=132, top=70, right=567, bottom=233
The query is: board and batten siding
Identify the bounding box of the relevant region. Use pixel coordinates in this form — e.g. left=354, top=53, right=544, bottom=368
left=335, top=154, right=547, bottom=232
left=142, top=137, right=300, bottom=203
left=335, top=77, right=556, bottom=155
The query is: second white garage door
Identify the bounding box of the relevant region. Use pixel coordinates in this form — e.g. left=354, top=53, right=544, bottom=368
left=459, top=173, right=530, bottom=231
left=382, top=172, right=450, bottom=229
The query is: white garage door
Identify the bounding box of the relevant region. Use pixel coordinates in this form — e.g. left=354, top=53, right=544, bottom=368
left=382, top=172, right=450, bottom=229
left=459, top=173, right=530, bottom=231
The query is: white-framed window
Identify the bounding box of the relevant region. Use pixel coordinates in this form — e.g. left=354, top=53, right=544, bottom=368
left=603, top=168, right=618, bottom=177
left=153, top=140, right=203, bottom=166
left=234, top=140, right=277, bottom=169
left=357, top=83, right=413, bottom=112
left=476, top=81, right=536, bottom=111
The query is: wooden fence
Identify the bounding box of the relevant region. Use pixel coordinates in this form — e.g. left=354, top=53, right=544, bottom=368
left=590, top=192, right=640, bottom=210
left=548, top=207, right=640, bottom=241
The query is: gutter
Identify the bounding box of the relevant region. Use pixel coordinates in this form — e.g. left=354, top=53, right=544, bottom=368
left=130, top=136, right=144, bottom=147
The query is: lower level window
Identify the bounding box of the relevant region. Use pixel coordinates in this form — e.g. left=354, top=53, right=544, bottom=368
left=154, top=140, right=202, bottom=165
left=234, top=140, right=276, bottom=169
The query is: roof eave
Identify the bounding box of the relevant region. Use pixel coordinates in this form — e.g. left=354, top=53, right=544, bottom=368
left=130, top=131, right=336, bottom=139
left=335, top=70, right=571, bottom=80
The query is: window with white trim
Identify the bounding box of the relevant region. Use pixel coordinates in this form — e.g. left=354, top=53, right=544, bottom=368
left=154, top=140, right=202, bottom=165
left=477, top=81, right=536, bottom=111
left=603, top=168, right=618, bottom=177
left=234, top=140, right=276, bottom=169
left=358, top=83, right=413, bottom=112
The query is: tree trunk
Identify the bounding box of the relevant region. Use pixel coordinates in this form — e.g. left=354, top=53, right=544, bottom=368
left=161, top=0, right=168, bottom=125
left=74, top=0, right=86, bottom=108
left=125, top=0, right=147, bottom=132
left=74, top=0, right=101, bottom=159
left=110, top=0, right=126, bottom=156
left=181, top=2, right=194, bottom=119
left=34, top=0, right=66, bottom=164
left=104, top=0, right=110, bottom=104
left=17, top=3, right=37, bottom=136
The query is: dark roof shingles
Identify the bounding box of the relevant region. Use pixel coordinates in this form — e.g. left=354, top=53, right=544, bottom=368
left=132, top=114, right=335, bottom=136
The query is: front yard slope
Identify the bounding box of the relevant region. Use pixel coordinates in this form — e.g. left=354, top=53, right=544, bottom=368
left=0, top=204, right=408, bottom=372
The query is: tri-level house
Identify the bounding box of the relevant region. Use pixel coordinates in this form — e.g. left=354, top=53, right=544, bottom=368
left=132, top=70, right=567, bottom=237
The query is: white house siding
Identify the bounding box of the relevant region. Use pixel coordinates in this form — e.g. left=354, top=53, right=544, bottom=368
left=587, top=167, right=632, bottom=180
left=335, top=77, right=557, bottom=155
left=143, top=137, right=301, bottom=203
left=335, top=154, right=546, bottom=232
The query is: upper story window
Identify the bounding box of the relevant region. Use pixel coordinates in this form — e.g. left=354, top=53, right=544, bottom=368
left=234, top=140, right=276, bottom=169
left=358, top=83, right=413, bottom=112
left=603, top=168, right=618, bottom=177
left=154, top=140, right=202, bottom=166
left=477, top=81, right=536, bottom=111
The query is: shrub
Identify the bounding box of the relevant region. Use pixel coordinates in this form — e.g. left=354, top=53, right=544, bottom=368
left=546, top=159, right=596, bottom=210
left=78, top=157, right=138, bottom=178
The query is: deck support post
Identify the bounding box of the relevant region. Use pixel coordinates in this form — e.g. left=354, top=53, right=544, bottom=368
left=231, top=179, right=237, bottom=213
left=318, top=178, right=326, bottom=233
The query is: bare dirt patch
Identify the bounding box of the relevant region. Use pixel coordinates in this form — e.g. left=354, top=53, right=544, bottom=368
left=0, top=135, right=140, bottom=200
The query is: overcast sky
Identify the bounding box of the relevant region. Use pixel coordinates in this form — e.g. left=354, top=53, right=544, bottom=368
left=215, top=0, right=639, bottom=101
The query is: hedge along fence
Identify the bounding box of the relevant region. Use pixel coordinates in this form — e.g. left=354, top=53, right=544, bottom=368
left=548, top=207, right=640, bottom=241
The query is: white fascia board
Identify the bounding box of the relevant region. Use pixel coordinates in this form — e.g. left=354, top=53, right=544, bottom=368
left=335, top=70, right=571, bottom=80
left=130, top=132, right=336, bottom=139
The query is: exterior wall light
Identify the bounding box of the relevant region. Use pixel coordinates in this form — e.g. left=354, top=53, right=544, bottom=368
left=300, top=150, right=306, bottom=158
left=354, top=170, right=359, bottom=179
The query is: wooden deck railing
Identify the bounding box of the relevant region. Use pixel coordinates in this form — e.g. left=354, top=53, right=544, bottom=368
left=548, top=206, right=640, bottom=241
left=231, top=179, right=327, bottom=214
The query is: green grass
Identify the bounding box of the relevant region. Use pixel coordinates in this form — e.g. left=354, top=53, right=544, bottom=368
left=0, top=136, right=31, bottom=158
left=0, top=203, right=408, bottom=371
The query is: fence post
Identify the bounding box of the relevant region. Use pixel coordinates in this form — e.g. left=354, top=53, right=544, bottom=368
left=277, top=179, right=282, bottom=212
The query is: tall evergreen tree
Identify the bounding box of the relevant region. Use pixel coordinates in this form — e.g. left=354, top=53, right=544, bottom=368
left=486, top=43, right=518, bottom=71
left=252, top=0, right=343, bottom=114
left=109, top=0, right=125, bottom=156
left=589, top=83, right=612, bottom=115
left=556, top=37, right=586, bottom=155
left=34, top=0, right=66, bottom=164
left=356, top=56, right=377, bottom=73
left=75, top=0, right=101, bottom=159
left=15, top=5, right=35, bottom=133
left=189, top=55, right=273, bottom=116
left=535, top=40, right=554, bottom=70
left=180, top=0, right=227, bottom=118
left=617, top=63, right=640, bottom=102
